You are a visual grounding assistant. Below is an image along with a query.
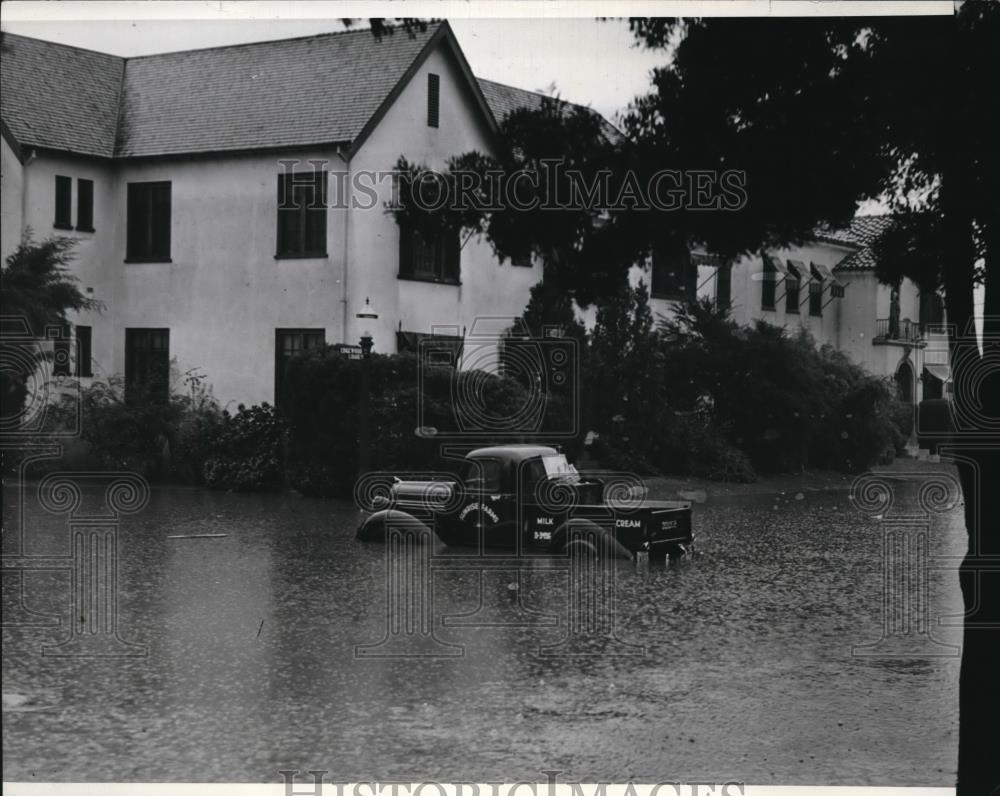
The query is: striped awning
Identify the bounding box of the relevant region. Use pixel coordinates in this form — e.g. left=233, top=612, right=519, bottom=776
left=787, top=259, right=811, bottom=281
left=811, top=261, right=846, bottom=288
left=766, top=254, right=789, bottom=276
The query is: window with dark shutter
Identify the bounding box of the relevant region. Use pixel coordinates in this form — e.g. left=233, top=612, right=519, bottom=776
left=126, top=182, right=171, bottom=261
left=761, top=257, right=777, bottom=310
left=398, top=221, right=461, bottom=283
left=511, top=252, right=533, bottom=267
left=651, top=248, right=689, bottom=299
left=716, top=263, right=732, bottom=309
left=809, top=265, right=824, bottom=317
left=785, top=274, right=801, bottom=314
left=53, top=324, right=72, bottom=376
left=427, top=73, right=440, bottom=128
left=125, top=328, right=170, bottom=402
left=77, top=179, right=94, bottom=231
left=76, top=326, right=93, bottom=377
left=276, top=171, right=327, bottom=257
left=54, top=176, right=72, bottom=229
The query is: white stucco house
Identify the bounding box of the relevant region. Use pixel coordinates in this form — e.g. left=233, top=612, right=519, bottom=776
left=2, top=22, right=946, bottom=414
left=642, top=215, right=950, bottom=406
left=1, top=22, right=588, bottom=409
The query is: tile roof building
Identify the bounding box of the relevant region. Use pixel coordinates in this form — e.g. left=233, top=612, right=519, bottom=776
left=653, top=212, right=949, bottom=406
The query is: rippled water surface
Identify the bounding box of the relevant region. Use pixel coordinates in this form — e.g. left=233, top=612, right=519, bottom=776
left=2, top=478, right=963, bottom=784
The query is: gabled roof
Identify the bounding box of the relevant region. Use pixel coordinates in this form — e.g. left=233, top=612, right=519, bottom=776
left=117, top=24, right=445, bottom=158
left=1, top=26, right=617, bottom=161
left=1, top=33, right=124, bottom=158
left=477, top=77, right=623, bottom=144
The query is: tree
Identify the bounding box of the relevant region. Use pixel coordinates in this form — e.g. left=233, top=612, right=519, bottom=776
left=391, top=95, right=643, bottom=306
left=628, top=10, right=999, bottom=792
left=1, top=235, right=101, bottom=424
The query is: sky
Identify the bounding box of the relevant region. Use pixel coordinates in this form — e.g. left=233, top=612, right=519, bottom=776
left=0, top=8, right=668, bottom=126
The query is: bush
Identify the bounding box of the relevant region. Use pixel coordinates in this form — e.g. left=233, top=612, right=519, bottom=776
left=8, top=370, right=231, bottom=484
left=41, top=377, right=181, bottom=477
left=202, top=403, right=287, bottom=492
left=582, top=294, right=909, bottom=478
left=657, top=411, right=757, bottom=483
left=281, top=348, right=541, bottom=498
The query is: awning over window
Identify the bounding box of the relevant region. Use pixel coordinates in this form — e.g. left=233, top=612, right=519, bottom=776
left=691, top=249, right=723, bottom=268
left=924, top=362, right=951, bottom=382
left=766, top=254, right=789, bottom=276
left=810, top=261, right=846, bottom=288
left=786, top=259, right=811, bottom=281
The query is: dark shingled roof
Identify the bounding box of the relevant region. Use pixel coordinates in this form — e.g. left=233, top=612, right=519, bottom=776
left=116, top=25, right=440, bottom=157
left=477, top=77, right=623, bottom=144
left=1, top=33, right=124, bottom=158
left=2, top=27, right=619, bottom=161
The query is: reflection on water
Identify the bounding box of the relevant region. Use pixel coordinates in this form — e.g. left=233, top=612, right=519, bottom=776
left=2, top=481, right=963, bottom=784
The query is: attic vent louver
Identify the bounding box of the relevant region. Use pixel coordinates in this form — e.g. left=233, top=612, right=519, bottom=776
left=427, top=73, right=440, bottom=128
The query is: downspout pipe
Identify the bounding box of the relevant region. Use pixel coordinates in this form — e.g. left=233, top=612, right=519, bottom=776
left=336, top=145, right=351, bottom=345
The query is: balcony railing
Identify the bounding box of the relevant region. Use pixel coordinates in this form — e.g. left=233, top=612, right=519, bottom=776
left=874, top=318, right=924, bottom=344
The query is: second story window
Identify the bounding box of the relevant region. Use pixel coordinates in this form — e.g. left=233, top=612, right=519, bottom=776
left=77, top=179, right=94, bottom=232
left=651, top=248, right=689, bottom=300
left=75, top=325, right=93, bottom=377
left=54, top=175, right=72, bottom=229
left=398, top=222, right=460, bottom=283
left=761, top=256, right=777, bottom=310
left=126, top=181, right=171, bottom=262
left=715, top=263, right=732, bottom=309
left=427, top=73, right=440, bottom=128
left=809, top=265, right=824, bottom=317
left=276, top=171, right=327, bottom=258
left=785, top=272, right=801, bottom=314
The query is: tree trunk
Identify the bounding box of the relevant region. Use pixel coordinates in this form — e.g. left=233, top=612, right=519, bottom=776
left=942, top=169, right=1000, bottom=796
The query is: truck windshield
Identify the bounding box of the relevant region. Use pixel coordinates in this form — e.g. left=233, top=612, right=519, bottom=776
left=540, top=454, right=579, bottom=481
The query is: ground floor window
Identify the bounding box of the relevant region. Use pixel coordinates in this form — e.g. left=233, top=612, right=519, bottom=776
left=75, top=326, right=93, bottom=377
left=125, top=328, right=170, bottom=401
left=275, top=328, right=325, bottom=407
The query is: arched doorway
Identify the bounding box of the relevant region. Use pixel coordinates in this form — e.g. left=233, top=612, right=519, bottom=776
left=895, top=359, right=915, bottom=403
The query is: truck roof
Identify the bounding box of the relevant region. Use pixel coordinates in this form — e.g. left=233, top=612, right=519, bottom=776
left=467, top=445, right=560, bottom=462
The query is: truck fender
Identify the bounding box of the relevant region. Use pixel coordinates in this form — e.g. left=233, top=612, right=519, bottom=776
left=356, top=509, right=433, bottom=543
left=549, top=518, right=633, bottom=560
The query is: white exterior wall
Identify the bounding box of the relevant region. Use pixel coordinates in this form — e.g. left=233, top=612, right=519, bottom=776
left=4, top=39, right=542, bottom=408
left=727, top=243, right=932, bottom=399
left=346, top=43, right=541, bottom=367
left=1, top=135, right=25, bottom=262
left=15, top=147, right=348, bottom=407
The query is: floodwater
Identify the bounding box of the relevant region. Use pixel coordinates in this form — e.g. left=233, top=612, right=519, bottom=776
left=2, top=474, right=964, bottom=785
